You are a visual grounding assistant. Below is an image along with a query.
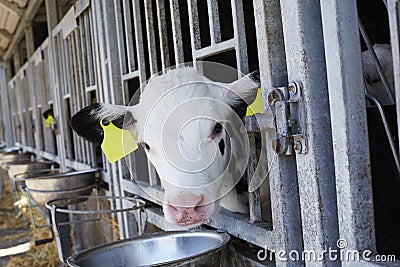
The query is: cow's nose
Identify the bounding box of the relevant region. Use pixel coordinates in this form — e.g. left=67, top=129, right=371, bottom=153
left=166, top=196, right=210, bottom=226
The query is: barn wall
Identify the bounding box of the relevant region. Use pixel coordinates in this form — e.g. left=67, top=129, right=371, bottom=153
left=0, top=0, right=399, bottom=266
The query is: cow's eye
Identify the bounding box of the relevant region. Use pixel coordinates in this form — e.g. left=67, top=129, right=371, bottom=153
left=143, top=142, right=150, bottom=151
left=213, top=123, right=223, bottom=135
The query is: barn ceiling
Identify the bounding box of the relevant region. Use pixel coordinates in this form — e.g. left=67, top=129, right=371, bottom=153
left=0, top=0, right=29, bottom=57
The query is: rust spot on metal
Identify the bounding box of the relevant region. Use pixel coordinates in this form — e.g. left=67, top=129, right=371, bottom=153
left=267, top=92, right=278, bottom=106
left=271, top=138, right=281, bottom=152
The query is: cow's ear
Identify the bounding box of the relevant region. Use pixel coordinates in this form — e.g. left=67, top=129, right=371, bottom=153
left=225, top=70, right=260, bottom=116
left=43, top=109, right=53, bottom=119
left=70, top=103, right=137, bottom=144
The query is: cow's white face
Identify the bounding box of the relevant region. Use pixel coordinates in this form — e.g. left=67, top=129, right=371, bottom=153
left=71, top=67, right=260, bottom=227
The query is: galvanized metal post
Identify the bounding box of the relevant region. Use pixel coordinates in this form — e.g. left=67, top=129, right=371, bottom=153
left=26, top=61, right=41, bottom=152
left=45, top=0, right=68, bottom=171
left=387, top=0, right=400, bottom=155
left=320, top=0, right=376, bottom=261
left=279, top=0, right=340, bottom=266
left=253, top=0, right=303, bottom=266
left=94, top=0, right=128, bottom=238
left=0, top=65, right=14, bottom=145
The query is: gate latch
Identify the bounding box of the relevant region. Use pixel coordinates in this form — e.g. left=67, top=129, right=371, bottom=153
left=268, top=82, right=307, bottom=155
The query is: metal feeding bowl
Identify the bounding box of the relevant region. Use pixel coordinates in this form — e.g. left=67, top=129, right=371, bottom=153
left=6, top=160, right=57, bottom=178
left=14, top=168, right=98, bottom=206
left=66, top=231, right=230, bottom=267
left=0, top=151, right=35, bottom=165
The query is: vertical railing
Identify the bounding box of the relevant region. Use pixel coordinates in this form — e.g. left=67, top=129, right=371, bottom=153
left=253, top=0, right=303, bottom=266
left=0, top=65, right=13, bottom=145
left=320, top=2, right=376, bottom=265
left=280, top=0, right=340, bottom=266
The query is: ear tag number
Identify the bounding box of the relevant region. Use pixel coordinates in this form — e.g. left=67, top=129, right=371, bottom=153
left=45, top=115, right=55, bottom=128
left=246, top=88, right=264, bottom=116
left=100, top=119, right=138, bottom=163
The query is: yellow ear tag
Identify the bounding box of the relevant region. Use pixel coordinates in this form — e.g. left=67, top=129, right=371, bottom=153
left=45, top=115, right=55, bottom=128
left=246, top=88, right=264, bottom=116
left=100, top=119, right=138, bottom=163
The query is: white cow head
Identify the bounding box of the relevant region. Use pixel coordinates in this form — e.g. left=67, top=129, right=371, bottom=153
left=71, top=67, right=260, bottom=227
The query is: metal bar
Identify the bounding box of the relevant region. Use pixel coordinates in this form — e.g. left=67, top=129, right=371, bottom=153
left=187, top=0, right=201, bottom=51
left=207, top=0, right=221, bottom=44
left=169, top=0, right=185, bottom=64
left=156, top=0, right=171, bottom=69
left=192, top=39, right=235, bottom=59
left=83, top=12, right=95, bottom=87
left=366, top=92, right=400, bottom=175
left=358, top=18, right=395, bottom=103
left=121, top=71, right=140, bottom=81
left=49, top=205, right=72, bottom=262
left=130, top=0, right=157, bottom=190
left=280, top=1, right=340, bottom=266
left=26, top=61, right=41, bottom=151
left=114, top=0, right=128, bottom=76
left=132, top=0, right=147, bottom=84
left=96, top=0, right=128, bottom=237
left=144, top=0, right=159, bottom=74
left=253, top=1, right=303, bottom=266
left=76, top=21, right=89, bottom=163
left=122, top=0, right=136, bottom=73
left=231, top=0, right=248, bottom=75
left=246, top=132, right=262, bottom=223
left=320, top=0, right=377, bottom=262
left=15, top=77, right=27, bottom=147
left=0, top=66, right=14, bottom=145
left=387, top=0, right=400, bottom=159
left=45, top=0, right=68, bottom=171
left=70, top=32, right=83, bottom=163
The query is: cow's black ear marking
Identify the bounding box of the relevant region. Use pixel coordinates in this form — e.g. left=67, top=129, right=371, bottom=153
left=70, top=104, right=104, bottom=144
left=249, top=70, right=260, bottom=84
left=43, top=109, right=53, bottom=119
left=70, top=104, right=129, bottom=144
left=226, top=70, right=261, bottom=117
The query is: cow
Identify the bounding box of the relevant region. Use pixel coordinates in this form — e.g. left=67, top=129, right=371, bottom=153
left=70, top=67, right=263, bottom=227
left=362, top=43, right=395, bottom=106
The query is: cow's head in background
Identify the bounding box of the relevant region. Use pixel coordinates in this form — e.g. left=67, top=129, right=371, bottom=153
left=71, top=66, right=260, bottom=227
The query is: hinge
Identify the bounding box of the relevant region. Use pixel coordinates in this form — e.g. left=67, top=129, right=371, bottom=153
left=267, top=82, right=307, bottom=155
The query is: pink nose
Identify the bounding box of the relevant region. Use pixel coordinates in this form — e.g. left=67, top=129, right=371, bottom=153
left=166, top=196, right=210, bottom=226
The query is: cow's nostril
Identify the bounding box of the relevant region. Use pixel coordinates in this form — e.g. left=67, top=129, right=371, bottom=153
left=194, top=204, right=208, bottom=214
left=167, top=204, right=181, bottom=218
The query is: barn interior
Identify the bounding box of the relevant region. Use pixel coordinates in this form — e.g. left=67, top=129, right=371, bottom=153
left=0, top=0, right=399, bottom=266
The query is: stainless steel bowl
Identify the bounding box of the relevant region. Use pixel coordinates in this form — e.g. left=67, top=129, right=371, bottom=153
left=0, top=152, right=35, bottom=164
left=6, top=160, right=57, bottom=178
left=26, top=185, right=95, bottom=206
left=15, top=169, right=98, bottom=206
left=67, top=231, right=230, bottom=267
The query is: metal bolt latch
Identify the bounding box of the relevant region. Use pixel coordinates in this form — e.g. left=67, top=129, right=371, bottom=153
left=268, top=82, right=307, bottom=155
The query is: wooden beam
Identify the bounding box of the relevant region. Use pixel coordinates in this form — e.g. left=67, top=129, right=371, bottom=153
left=4, top=0, right=44, bottom=60
left=0, top=1, right=25, bottom=16
left=45, top=0, right=58, bottom=31
left=0, top=29, right=13, bottom=40
left=24, top=24, right=34, bottom=58
left=13, top=47, right=21, bottom=70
